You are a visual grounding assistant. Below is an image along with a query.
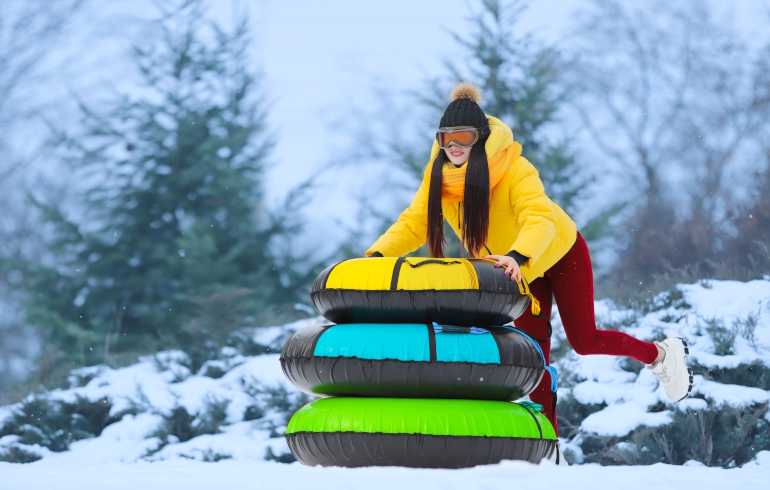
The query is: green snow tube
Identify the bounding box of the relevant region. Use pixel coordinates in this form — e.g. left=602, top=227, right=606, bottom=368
left=285, top=398, right=557, bottom=468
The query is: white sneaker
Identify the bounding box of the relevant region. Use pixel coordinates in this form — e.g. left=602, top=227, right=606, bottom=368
left=648, top=337, right=693, bottom=402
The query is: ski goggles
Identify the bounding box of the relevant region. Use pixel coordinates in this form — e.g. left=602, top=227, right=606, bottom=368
left=436, top=126, right=480, bottom=149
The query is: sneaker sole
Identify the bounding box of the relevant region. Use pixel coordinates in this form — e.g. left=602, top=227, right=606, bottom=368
left=673, top=338, right=693, bottom=402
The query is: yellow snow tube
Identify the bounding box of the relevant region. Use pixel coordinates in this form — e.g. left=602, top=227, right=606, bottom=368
left=311, top=257, right=531, bottom=326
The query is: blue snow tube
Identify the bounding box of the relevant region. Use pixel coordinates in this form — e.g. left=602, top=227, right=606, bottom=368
left=280, top=322, right=550, bottom=400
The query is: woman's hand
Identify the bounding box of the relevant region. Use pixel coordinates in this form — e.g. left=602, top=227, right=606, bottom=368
left=482, top=255, right=522, bottom=283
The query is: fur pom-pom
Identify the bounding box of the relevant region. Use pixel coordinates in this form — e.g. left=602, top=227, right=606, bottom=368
left=449, top=82, right=482, bottom=103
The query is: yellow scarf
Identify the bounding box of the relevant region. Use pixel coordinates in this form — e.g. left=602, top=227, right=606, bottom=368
left=436, top=142, right=520, bottom=202
left=422, top=116, right=521, bottom=203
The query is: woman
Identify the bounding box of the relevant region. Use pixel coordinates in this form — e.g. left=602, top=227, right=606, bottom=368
left=366, top=82, right=691, bottom=434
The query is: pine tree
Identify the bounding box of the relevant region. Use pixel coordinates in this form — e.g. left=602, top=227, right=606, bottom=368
left=444, top=0, right=588, bottom=214
left=18, top=0, right=306, bottom=372
left=345, top=0, right=603, bottom=257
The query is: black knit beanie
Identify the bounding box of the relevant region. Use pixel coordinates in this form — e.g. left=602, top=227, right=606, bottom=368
left=439, top=82, right=489, bottom=136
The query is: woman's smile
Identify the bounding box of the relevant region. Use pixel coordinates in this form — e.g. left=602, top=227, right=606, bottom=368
left=444, top=143, right=472, bottom=165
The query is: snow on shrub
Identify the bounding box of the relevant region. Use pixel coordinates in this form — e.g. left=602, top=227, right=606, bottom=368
left=0, top=318, right=321, bottom=464
left=556, top=280, right=770, bottom=467
left=2, top=284, right=769, bottom=468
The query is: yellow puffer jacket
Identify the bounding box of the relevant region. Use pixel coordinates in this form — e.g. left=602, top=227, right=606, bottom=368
left=365, top=116, right=577, bottom=283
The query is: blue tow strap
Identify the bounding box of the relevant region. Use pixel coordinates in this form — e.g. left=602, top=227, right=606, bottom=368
left=544, top=365, right=558, bottom=393
left=433, top=322, right=558, bottom=393
left=432, top=322, right=490, bottom=335
left=495, top=325, right=557, bottom=394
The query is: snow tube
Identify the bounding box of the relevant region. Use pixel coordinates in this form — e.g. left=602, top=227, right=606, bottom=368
left=285, top=397, right=557, bottom=468
left=281, top=323, right=545, bottom=400
left=311, top=257, right=531, bottom=326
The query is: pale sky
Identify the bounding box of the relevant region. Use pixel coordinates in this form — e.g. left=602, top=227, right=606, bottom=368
left=20, top=0, right=770, bottom=256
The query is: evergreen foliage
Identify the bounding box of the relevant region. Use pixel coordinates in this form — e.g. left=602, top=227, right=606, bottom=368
left=556, top=393, right=607, bottom=440
left=241, top=380, right=312, bottom=431
left=690, top=361, right=770, bottom=391
left=155, top=397, right=229, bottom=444
left=264, top=446, right=296, bottom=464
left=9, top=0, right=311, bottom=376
left=0, top=395, right=132, bottom=453
left=441, top=0, right=590, bottom=218
left=0, top=446, right=42, bottom=464
left=703, top=317, right=738, bottom=356
left=199, top=450, right=233, bottom=462
left=572, top=0, right=770, bottom=283
left=344, top=0, right=606, bottom=258
left=571, top=401, right=770, bottom=467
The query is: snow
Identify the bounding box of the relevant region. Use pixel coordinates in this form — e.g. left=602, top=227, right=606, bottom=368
left=0, top=406, right=12, bottom=426
left=693, top=377, right=770, bottom=407
left=145, top=421, right=289, bottom=463
left=1, top=281, right=770, bottom=485
left=581, top=403, right=672, bottom=437
left=46, top=323, right=309, bottom=419
left=1, top=454, right=769, bottom=490
left=44, top=413, right=165, bottom=465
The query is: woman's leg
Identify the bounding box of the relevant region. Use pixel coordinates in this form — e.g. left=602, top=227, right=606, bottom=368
left=548, top=233, right=659, bottom=364
left=512, top=276, right=558, bottom=434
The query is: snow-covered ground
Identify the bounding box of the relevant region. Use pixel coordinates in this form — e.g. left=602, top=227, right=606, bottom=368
left=1, top=453, right=769, bottom=490
left=1, top=280, right=770, bottom=488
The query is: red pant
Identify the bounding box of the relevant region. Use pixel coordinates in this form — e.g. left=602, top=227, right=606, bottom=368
left=513, top=233, right=658, bottom=436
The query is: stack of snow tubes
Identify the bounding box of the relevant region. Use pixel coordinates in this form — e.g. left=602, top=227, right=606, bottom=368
left=280, top=256, right=558, bottom=468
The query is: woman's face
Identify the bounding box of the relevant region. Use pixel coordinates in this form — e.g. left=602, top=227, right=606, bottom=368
left=444, top=142, right=472, bottom=166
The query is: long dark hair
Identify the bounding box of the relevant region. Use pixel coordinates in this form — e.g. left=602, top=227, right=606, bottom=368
left=427, top=142, right=490, bottom=258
